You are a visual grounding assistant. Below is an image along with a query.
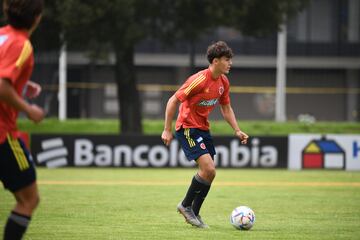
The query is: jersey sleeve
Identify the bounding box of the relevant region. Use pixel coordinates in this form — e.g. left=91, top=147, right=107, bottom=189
left=0, top=39, right=33, bottom=85
left=175, top=72, right=206, bottom=102
left=219, top=76, right=231, bottom=105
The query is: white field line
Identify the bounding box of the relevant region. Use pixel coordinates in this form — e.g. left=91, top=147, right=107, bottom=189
left=37, top=180, right=360, bottom=187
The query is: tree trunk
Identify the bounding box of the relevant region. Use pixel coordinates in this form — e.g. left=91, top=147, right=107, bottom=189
left=114, top=44, right=142, bottom=134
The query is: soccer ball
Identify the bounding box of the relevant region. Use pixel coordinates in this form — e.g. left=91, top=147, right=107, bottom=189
left=230, top=206, right=255, bottom=230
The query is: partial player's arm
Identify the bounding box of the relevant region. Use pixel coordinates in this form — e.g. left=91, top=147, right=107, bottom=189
left=25, top=81, right=42, bottom=99
left=0, top=77, right=44, bottom=123
left=161, top=94, right=180, bottom=146
left=220, top=104, right=248, bottom=144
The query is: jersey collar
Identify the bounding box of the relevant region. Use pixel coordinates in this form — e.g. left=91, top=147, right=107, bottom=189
left=5, top=25, right=29, bottom=38
left=207, top=67, right=221, bottom=81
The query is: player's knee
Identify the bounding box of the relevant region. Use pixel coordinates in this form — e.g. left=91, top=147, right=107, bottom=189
left=206, top=166, right=216, bottom=181
left=18, top=193, right=40, bottom=211
left=210, top=168, right=216, bottom=179
left=33, top=194, right=40, bottom=209
left=28, top=195, right=40, bottom=212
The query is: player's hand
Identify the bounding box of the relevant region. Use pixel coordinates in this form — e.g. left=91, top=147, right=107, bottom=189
left=235, top=130, right=249, bottom=144
left=161, top=129, right=173, bottom=146
left=26, top=104, right=45, bottom=123
left=25, top=81, right=42, bottom=99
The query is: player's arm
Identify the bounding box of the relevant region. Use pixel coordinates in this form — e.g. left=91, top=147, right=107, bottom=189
left=0, top=77, right=44, bottom=123
left=161, top=94, right=180, bottom=146
left=25, top=81, right=42, bottom=99
left=220, top=104, right=248, bottom=144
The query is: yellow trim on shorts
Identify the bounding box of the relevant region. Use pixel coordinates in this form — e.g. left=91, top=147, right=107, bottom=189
left=184, top=128, right=196, bottom=148
left=7, top=135, right=29, bottom=171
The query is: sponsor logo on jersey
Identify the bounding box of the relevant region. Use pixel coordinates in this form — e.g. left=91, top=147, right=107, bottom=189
left=198, top=98, right=218, bottom=106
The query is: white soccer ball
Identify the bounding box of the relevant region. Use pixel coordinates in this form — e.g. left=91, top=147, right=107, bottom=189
left=230, top=206, right=255, bottom=230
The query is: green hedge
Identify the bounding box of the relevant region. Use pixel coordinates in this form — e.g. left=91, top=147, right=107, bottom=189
left=17, top=118, right=360, bottom=136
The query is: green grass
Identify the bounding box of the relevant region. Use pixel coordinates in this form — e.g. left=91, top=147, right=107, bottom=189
left=17, top=118, right=360, bottom=135
left=1, top=169, right=360, bottom=239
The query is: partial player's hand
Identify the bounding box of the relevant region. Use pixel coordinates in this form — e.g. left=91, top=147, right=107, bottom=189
left=161, top=129, right=173, bottom=146
left=25, top=81, right=42, bottom=99
left=27, top=104, right=45, bottom=123
left=235, top=130, right=249, bottom=144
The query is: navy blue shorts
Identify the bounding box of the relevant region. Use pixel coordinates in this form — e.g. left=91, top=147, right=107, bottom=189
left=0, top=135, right=36, bottom=192
left=175, top=127, right=216, bottom=161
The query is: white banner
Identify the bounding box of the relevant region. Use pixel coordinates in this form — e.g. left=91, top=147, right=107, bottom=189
left=288, top=134, right=360, bottom=171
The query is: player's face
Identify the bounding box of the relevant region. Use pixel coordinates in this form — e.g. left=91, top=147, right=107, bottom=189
left=215, top=56, right=232, bottom=74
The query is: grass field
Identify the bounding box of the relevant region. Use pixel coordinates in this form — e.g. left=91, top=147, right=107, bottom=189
left=1, top=168, right=360, bottom=239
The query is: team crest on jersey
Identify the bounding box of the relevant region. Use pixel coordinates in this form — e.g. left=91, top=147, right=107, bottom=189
left=219, top=86, right=224, bottom=95
left=200, top=143, right=206, bottom=150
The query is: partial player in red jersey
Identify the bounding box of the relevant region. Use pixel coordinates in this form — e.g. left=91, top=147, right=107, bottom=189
left=0, top=0, right=44, bottom=239
left=162, top=41, right=248, bottom=228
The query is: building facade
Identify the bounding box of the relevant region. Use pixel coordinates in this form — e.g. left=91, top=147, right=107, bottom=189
left=32, top=0, right=360, bottom=121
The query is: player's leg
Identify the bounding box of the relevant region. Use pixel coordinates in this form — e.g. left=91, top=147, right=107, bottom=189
left=13, top=181, right=40, bottom=215
left=182, top=154, right=214, bottom=208
left=1, top=136, right=39, bottom=240
left=4, top=182, right=39, bottom=240
left=175, top=128, right=204, bottom=227
left=196, top=154, right=216, bottom=183
left=177, top=166, right=208, bottom=227
left=176, top=128, right=213, bottom=208
left=192, top=130, right=216, bottom=217
left=192, top=154, right=214, bottom=217
left=177, top=154, right=214, bottom=229
left=178, top=155, right=214, bottom=228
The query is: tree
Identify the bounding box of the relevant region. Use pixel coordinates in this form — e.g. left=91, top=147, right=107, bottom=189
left=31, top=0, right=309, bottom=135
left=158, top=0, right=309, bottom=73
left=32, top=0, right=61, bottom=51
left=220, top=0, right=310, bottom=37
left=156, top=0, right=223, bottom=73
left=56, top=0, right=166, bottom=134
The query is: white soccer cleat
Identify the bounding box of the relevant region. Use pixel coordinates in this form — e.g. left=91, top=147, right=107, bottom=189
left=196, top=215, right=209, bottom=228
left=177, top=202, right=202, bottom=227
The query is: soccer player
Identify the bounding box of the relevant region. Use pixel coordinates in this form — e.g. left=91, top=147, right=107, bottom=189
left=0, top=0, right=45, bottom=239
left=161, top=41, right=249, bottom=228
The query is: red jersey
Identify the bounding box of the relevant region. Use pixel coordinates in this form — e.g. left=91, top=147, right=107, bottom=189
left=0, top=25, right=34, bottom=143
left=175, top=68, right=230, bottom=131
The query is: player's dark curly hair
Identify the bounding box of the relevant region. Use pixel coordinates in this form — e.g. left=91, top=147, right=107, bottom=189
left=206, top=41, right=234, bottom=64
left=3, top=0, right=44, bottom=29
